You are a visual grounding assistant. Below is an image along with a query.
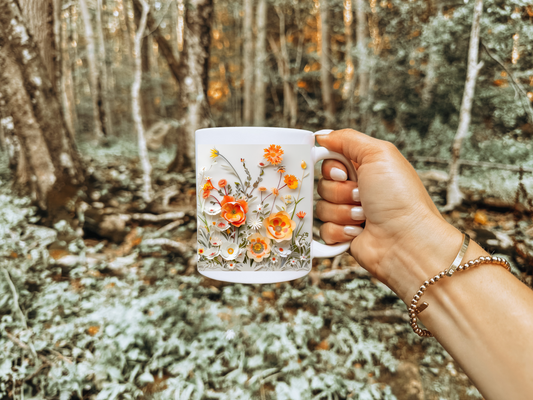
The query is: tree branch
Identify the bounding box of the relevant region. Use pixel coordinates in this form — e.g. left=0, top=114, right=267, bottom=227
left=480, top=40, right=533, bottom=123
left=409, top=156, right=533, bottom=173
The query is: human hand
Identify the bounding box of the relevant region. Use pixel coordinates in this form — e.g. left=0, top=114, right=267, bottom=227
left=316, top=129, right=463, bottom=303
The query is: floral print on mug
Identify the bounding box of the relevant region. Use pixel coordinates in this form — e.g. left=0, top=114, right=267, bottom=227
left=197, top=143, right=311, bottom=272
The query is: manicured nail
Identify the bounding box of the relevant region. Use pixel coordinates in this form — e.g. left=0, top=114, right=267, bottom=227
left=330, top=167, right=347, bottom=182
left=314, top=129, right=333, bottom=136
left=352, top=188, right=360, bottom=202
left=344, top=225, right=363, bottom=237
left=351, top=206, right=366, bottom=221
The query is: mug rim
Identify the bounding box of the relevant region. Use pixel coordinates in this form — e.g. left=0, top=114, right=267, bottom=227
left=196, top=126, right=313, bottom=135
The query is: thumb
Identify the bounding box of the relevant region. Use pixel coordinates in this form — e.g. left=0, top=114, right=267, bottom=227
left=316, top=129, right=392, bottom=167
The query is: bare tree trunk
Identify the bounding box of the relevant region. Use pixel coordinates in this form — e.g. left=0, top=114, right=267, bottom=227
left=150, top=40, right=167, bottom=118
left=355, top=0, right=368, bottom=118
left=319, top=0, right=335, bottom=127
left=342, top=0, right=354, bottom=99
left=271, top=7, right=297, bottom=127
left=96, top=0, right=114, bottom=136
left=132, top=0, right=183, bottom=87
left=253, top=0, right=267, bottom=126
left=170, top=0, right=181, bottom=60
left=132, top=0, right=153, bottom=202
left=60, top=4, right=77, bottom=135
left=168, top=0, right=214, bottom=171
left=0, top=0, right=84, bottom=216
left=421, top=1, right=442, bottom=109
left=18, top=0, right=58, bottom=86
left=79, top=0, right=105, bottom=139
left=243, top=0, right=254, bottom=125
left=445, top=0, right=484, bottom=210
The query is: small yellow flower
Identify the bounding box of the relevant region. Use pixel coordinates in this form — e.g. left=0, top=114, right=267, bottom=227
left=301, top=160, right=307, bottom=169
left=210, top=148, right=220, bottom=158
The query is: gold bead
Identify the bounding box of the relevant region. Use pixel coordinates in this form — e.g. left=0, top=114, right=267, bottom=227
left=417, top=290, right=423, bottom=296
left=429, top=279, right=435, bottom=285
left=420, top=285, right=426, bottom=291
left=434, top=275, right=440, bottom=282
left=439, top=271, right=446, bottom=278
left=424, top=281, right=430, bottom=286
left=457, top=265, right=464, bottom=271
left=414, top=294, right=420, bottom=300
left=412, top=299, right=418, bottom=305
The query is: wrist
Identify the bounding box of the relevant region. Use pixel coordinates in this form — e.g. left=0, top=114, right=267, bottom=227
left=384, top=214, right=466, bottom=304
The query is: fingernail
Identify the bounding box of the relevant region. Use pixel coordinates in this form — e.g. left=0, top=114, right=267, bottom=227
left=351, top=206, right=366, bottom=221
left=314, top=129, right=333, bottom=136
left=352, top=188, right=360, bottom=202
left=330, top=167, right=347, bottom=182
left=344, top=225, right=363, bottom=237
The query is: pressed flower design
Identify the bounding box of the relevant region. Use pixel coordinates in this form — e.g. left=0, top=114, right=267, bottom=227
left=197, top=143, right=311, bottom=271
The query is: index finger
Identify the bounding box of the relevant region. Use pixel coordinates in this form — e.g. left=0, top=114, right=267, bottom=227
left=316, top=129, right=394, bottom=167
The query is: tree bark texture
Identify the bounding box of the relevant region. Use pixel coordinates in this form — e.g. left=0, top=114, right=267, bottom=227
left=132, top=0, right=183, bottom=87
left=168, top=0, right=214, bottom=172
left=96, top=0, right=114, bottom=136
left=60, top=4, right=78, bottom=135
left=319, top=0, right=335, bottom=127
left=271, top=7, right=297, bottom=128
left=79, top=0, right=106, bottom=139
left=132, top=0, right=153, bottom=202
left=421, top=1, right=442, bottom=108
left=253, top=0, right=267, bottom=126
left=0, top=0, right=84, bottom=215
left=18, top=0, right=58, bottom=87
left=342, top=0, right=354, bottom=100
left=445, top=0, right=484, bottom=210
left=243, top=0, right=254, bottom=125
left=355, top=0, right=369, bottom=103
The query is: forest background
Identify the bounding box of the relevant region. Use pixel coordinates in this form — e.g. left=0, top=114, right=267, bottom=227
left=0, top=0, right=533, bottom=398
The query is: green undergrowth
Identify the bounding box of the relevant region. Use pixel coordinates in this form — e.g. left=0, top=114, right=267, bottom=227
left=0, top=144, right=485, bottom=399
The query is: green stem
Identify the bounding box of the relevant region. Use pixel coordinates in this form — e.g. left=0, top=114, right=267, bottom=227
left=219, top=154, right=244, bottom=188
left=291, top=169, right=306, bottom=219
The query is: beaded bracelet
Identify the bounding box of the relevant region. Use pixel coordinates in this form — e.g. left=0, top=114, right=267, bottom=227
left=408, top=255, right=511, bottom=337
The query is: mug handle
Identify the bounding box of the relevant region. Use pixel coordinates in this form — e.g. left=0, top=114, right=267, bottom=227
left=310, top=140, right=358, bottom=259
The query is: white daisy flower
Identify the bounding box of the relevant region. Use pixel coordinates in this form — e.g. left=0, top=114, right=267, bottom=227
left=248, top=217, right=262, bottom=230
left=258, top=160, right=270, bottom=168
left=220, top=241, right=239, bottom=261
left=271, top=255, right=279, bottom=264
left=227, top=261, right=237, bottom=270
left=300, top=255, right=308, bottom=261
left=290, top=259, right=297, bottom=265
left=257, top=204, right=263, bottom=212
left=209, top=234, right=223, bottom=247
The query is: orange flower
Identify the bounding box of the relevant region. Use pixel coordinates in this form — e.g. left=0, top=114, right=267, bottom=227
left=218, top=179, right=227, bottom=188
left=297, top=211, right=306, bottom=219
left=277, top=168, right=286, bottom=174
left=264, top=144, right=284, bottom=165
left=258, top=186, right=267, bottom=192
left=202, top=179, right=214, bottom=191
left=271, top=187, right=279, bottom=196
left=284, top=175, right=298, bottom=189
left=221, top=195, right=248, bottom=227
left=202, top=190, right=210, bottom=199
left=247, top=233, right=271, bottom=261
left=263, top=211, right=297, bottom=242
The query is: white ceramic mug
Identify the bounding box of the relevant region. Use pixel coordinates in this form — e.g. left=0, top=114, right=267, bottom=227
left=195, top=127, right=357, bottom=284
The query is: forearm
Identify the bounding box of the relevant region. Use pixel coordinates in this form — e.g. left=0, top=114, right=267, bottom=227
left=404, top=231, right=533, bottom=399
